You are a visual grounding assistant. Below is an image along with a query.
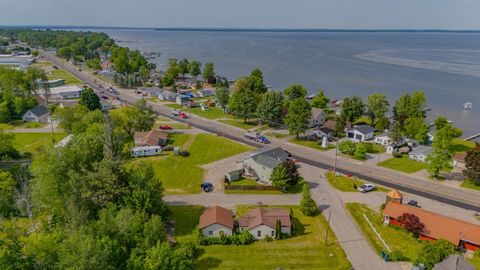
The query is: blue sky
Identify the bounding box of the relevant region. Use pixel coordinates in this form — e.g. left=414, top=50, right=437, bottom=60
left=0, top=0, right=479, bottom=29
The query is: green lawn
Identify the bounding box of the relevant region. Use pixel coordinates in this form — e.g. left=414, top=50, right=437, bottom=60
left=363, top=143, right=386, bottom=154
left=346, top=203, right=423, bottom=262
left=13, top=132, right=67, bottom=153
left=0, top=121, right=47, bottom=130
left=289, top=138, right=334, bottom=151
left=132, top=134, right=252, bottom=194
left=460, top=178, right=480, bottom=191
left=451, top=139, right=476, bottom=153
left=165, top=104, right=232, bottom=120
left=325, top=172, right=389, bottom=192
left=48, top=68, right=81, bottom=85
left=229, top=177, right=261, bottom=186
left=225, top=178, right=283, bottom=195
left=219, top=119, right=259, bottom=130
left=378, top=156, right=427, bottom=174
left=190, top=205, right=352, bottom=270
left=469, top=253, right=480, bottom=269
left=168, top=205, right=205, bottom=242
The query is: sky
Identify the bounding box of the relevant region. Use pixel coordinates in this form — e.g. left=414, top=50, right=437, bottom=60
left=0, top=0, right=480, bottom=30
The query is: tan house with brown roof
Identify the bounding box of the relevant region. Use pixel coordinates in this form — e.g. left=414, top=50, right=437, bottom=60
left=239, top=208, right=291, bottom=239
left=309, top=108, right=327, bottom=128
left=199, top=206, right=234, bottom=237
left=383, top=202, right=480, bottom=251
left=134, top=129, right=168, bottom=146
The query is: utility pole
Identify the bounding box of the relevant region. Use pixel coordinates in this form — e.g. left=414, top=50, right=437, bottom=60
left=333, top=140, right=338, bottom=176
left=325, top=209, right=332, bottom=247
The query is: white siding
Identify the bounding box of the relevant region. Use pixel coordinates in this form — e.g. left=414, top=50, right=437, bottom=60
left=202, top=224, right=233, bottom=237
left=243, top=157, right=274, bottom=184
left=248, top=225, right=275, bottom=240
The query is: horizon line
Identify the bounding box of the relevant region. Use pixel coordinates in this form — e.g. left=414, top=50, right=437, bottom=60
left=1, top=25, right=480, bottom=33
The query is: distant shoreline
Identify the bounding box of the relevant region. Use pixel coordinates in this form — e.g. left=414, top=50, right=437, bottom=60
left=1, top=25, right=480, bottom=33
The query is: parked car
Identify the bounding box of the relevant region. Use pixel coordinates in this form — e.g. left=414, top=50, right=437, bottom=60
left=244, top=131, right=269, bottom=144
left=407, top=200, right=419, bottom=207
left=159, top=125, right=173, bottom=130
left=178, top=112, right=188, bottom=119
left=201, top=182, right=213, bottom=192
left=101, top=95, right=109, bottom=100
left=357, top=183, right=376, bottom=193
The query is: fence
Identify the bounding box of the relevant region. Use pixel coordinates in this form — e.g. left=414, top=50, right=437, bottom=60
left=224, top=185, right=279, bottom=191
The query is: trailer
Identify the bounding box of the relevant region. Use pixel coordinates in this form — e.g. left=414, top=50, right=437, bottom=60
left=244, top=131, right=269, bottom=144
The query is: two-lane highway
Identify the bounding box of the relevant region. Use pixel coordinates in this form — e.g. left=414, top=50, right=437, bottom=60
left=43, top=52, right=480, bottom=212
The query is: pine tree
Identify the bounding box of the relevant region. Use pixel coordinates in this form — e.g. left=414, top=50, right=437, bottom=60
left=300, top=184, right=317, bottom=216
left=275, top=219, right=282, bottom=240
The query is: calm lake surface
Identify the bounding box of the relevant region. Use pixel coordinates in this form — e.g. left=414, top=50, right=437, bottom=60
left=96, top=29, right=480, bottom=137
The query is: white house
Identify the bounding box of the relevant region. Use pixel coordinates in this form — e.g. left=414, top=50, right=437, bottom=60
left=130, top=146, right=162, bottom=158
left=45, top=85, right=84, bottom=100
left=22, top=105, right=50, bottom=123
left=239, top=208, right=291, bottom=240
left=346, top=125, right=376, bottom=142
left=374, top=132, right=392, bottom=146
left=408, top=145, right=432, bottom=162
left=241, top=147, right=290, bottom=184
left=158, top=91, right=178, bottom=102
left=198, top=206, right=234, bottom=237
left=176, top=94, right=190, bottom=106
left=309, top=108, right=327, bottom=128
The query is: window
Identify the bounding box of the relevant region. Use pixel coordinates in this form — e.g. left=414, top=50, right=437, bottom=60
left=257, top=231, right=261, bottom=237
left=208, top=231, right=213, bottom=236
left=271, top=230, right=275, bottom=237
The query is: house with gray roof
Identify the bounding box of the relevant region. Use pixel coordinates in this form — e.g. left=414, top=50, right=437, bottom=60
left=241, top=146, right=289, bottom=184
left=22, top=105, right=50, bottom=123
left=346, top=124, right=376, bottom=142
left=432, top=254, right=475, bottom=270
left=158, top=90, right=178, bottom=102
left=408, top=145, right=432, bottom=162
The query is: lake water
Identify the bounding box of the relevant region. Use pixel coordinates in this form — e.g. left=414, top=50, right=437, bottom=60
left=95, top=29, right=480, bottom=137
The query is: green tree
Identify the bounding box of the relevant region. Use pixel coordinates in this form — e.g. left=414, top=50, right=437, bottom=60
left=0, top=129, right=16, bottom=159
left=0, top=171, right=15, bottom=217
left=86, top=58, right=101, bottom=71
left=203, top=62, right=215, bottom=84
left=284, top=84, right=308, bottom=101
left=414, top=239, right=455, bottom=270
left=415, top=123, right=430, bottom=145
left=390, top=121, right=403, bottom=144
left=300, top=184, right=317, bottom=216
left=285, top=98, right=311, bottom=138
left=310, top=91, right=329, bottom=109
left=463, top=144, right=480, bottom=185
left=270, top=163, right=290, bottom=190
left=188, top=60, right=201, bottom=78
left=178, top=58, right=189, bottom=77
left=340, top=96, right=365, bottom=124
left=426, top=124, right=460, bottom=179
left=404, top=118, right=426, bottom=139
left=215, top=87, right=229, bottom=113
left=433, top=116, right=449, bottom=130
left=375, top=116, right=390, bottom=131
left=228, top=89, right=257, bottom=123
left=338, top=141, right=356, bottom=156
left=354, top=143, right=367, bottom=160
left=79, top=88, right=101, bottom=111
left=366, top=93, right=389, bottom=125
left=256, top=91, right=284, bottom=125
left=246, top=68, right=267, bottom=94
left=275, top=219, right=282, bottom=240
left=110, top=99, right=156, bottom=137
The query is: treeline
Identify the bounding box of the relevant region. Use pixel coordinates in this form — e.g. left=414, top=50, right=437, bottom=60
left=0, top=66, right=49, bottom=122
left=162, top=58, right=215, bottom=87
left=0, top=100, right=197, bottom=269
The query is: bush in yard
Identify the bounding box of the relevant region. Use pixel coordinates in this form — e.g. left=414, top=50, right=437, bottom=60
left=388, top=250, right=406, bottom=262
left=392, top=151, right=403, bottom=158
left=397, top=213, right=425, bottom=236
left=270, top=160, right=299, bottom=190
left=338, top=140, right=356, bottom=156
left=199, top=230, right=254, bottom=246
left=463, top=143, right=480, bottom=185
left=414, top=239, right=456, bottom=270
left=354, top=143, right=367, bottom=160
left=300, top=184, right=318, bottom=216
left=275, top=219, right=282, bottom=240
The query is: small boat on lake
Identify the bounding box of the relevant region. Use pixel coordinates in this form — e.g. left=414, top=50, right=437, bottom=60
left=464, top=102, right=473, bottom=110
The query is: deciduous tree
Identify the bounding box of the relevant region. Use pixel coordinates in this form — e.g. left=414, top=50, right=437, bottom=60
left=340, top=96, right=365, bottom=124
left=300, top=184, right=317, bottom=216
left=310, top=91, right=329, bottom=109
left=215, top=87, right=229, bottom=113
left=397, top=213, right=425, bottom=235
left=79, top=88, right=101, bottom=111
left=463, top=144, right=480, bottom=185
left=256, top=91, right=284, bottom=125
left=284, top=98, right=311, bottom=138
left=203, top=62, right=215, bottom=84
left=366, top=93, right=389, bottom=125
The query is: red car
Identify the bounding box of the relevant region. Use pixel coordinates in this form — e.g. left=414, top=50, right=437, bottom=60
left=178, top=112, right=188, bottom=119
left=159, top=125, right=173, bottom=130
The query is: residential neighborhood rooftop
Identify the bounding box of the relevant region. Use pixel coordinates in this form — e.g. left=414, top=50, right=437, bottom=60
left=348, top=124, right=376, bottom=134
left=198, top=206, right=234, bottom=229
left=247, top=146, right=289, bottom=169
left=239, top=208, right=291, bottom=230
left=28, top=104, right=49, bottom=117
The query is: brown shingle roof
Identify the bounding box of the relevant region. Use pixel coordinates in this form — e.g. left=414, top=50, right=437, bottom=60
left=453, top=153, right=467, bottom=163
left=134, top=130, right=168, bottom=146
left=239, top=208, right=291, bottom=230
left=198, top=206, right=234, bottom=229
left=383, top=202, right=480, bottom=246
left=387, top=190, right=403, bottom=200
left=322, top=119, right=336, bottom=130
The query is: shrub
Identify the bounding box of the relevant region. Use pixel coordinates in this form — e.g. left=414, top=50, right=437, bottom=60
left=300, top=184, right=318, bottom=216
left=415, top=239, right=455, bottom=270
left=338, top=140, right=356, bottom=156
left=264, top=235, right=273, bottom=242
left=397, top=213, right=425, bottom=236
left=199, top=230, right=254, bottom=246
left=389, top=250, right=406, bottom=262
left=392, top=151, right=403, bottom=158
left=354, top=143, right=367, bottom=160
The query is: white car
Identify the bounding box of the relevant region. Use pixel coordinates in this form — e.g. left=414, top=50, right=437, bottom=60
left=357, top=183, right=376, bottom=193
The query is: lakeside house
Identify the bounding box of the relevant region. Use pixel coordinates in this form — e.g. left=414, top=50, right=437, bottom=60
left=408, top=145, right=432, bottom=162
left=383, top=202, right=480, bottom=251
left=346, top=124, right=376, bottom=142
left=241, top=146, right=289, bottom=184
left=198, top=206, right=234, bottom=237
left=309, top=108, right=327, bottom=128
left=131, top=129, right=168, bottom=157
left=239, top=208, right=291, bottom=240
left=22, top=105, right=50, bottom=123
left=158, top=90, right=178, bottom=102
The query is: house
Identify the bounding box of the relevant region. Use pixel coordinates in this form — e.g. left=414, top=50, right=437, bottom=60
left=176, top=94, right=190, bottom=106
left=408, top=145, right=432, bottom=162
left=198, top=206, right=234, bottom=237
left=22, top=105, right=50, bottom=123
left=346, top=124, right=376, bottom=142
left=44, top=85, right=84, bottom=100
left=453, top=153, right=467, bottom=169
left=309, top=108, right=327, bottom=128
left=383, top=202, right=480, bottom=251
left=130, top=146, right=162, bottom=158
left=313, top=127, right=334, bottom=139
left=134, top=129, right=168, bottom=146
left=432, top=254, right=475, bottom=270
left=35, top=79, right=65, bottom=88
left=158, top=91, right=178, bottom=102
left=239, top=208, right=291, bottom=240
left=241, top=147, right=290, bottom=184
left=101, top=102, right=113, bottom=111
left=198, top=89, right=214, bottom=97
left=374, top=132, right=393, bottom=146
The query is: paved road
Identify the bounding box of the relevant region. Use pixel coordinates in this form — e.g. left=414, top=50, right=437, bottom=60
left=43, top=52, right=480, bottom=213
left=165, top=193, right=300, bottom=208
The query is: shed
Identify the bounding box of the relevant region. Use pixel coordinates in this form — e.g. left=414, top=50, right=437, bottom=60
left=386, top=190, right=403, bottom=204
left=225, top=169, right=243, bottom=182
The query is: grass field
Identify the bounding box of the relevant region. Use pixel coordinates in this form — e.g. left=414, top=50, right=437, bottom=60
left=219, top=119, right=259, bottom=130
left=264, top=132, right=290, bottom=139
left=378, top=156, right=427, bottom=173
left=289, top=138, right=334, bottom=151
left=225, top=178, right=284, bottom=195
left=325, top=172, right=389, bottom=192
left=469, top=253, right=480, bottom=269
left=171, top=205, right=351, bottom=270
left=13, top=132, right=67, bottom=153
left=460, top=179, right=480, bottom=191
left=363, top=143, right=386, bottom=154
left=451, top=139, right=476, bottom=153
left=168, top=205, right=205, bottom=242
left=165, top=104, right=232, bottom=120
left=33, top=60, right=81, bottom=85
left=132, top=134, right=252, bottom=194
left=346, top=203, right=423, bottom=262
